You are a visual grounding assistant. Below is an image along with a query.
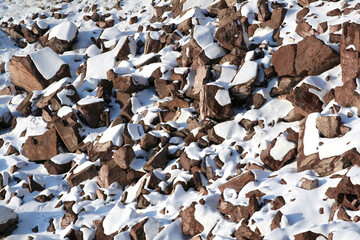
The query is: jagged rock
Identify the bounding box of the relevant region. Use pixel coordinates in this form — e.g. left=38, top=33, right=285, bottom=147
left=44, top=153, right=74, bottom=175
left=53, top=113, right=82, bottom=152
left=297, top=0, right=317, bottom=7
left=218, top=171, right=255, bottom=193
left=260, top=132, right=297, bottom=171
left=296, top=20, right=316, bottom=38
left=98, top=159, right=127, bottom=188
left=180, top=202, right=204, bottom=236
left=234, top=221, right=263, bottom=240
left=200, top=84, right=233, bottom=121
left=41, top=21, right=78, bottom=54
left=144, top=33, right=164, bottom=54
left=215, top=19, right=248, bottom=52
left=206, top=0, right=227, bottom=17
left=0, top=206, right=18, bottom=237
left=260, top=6, right=287, bottom=29
left=108, top=70, right=147, bottom=93
left=294, top=231, right=326, bottom=240
left=67, top=164, right=98, bottom=187
left=28, top=175, right=45, bottom=192
left=257, top=0, right=271, bottom=22
left=296, top=7, right=309, bottom=23
left=316, top=116, right=341, bottom=138
left=76, top=98, right=105, bottom=128
left=295, top=36, right=339, bottom=76
left=143, top=145, right=169, bottom=171
left=300, top=178, right=318, bottom=190
left=140, top=133, right=160, bottom=151
left=23, top=128, right=60, bottom=161
left=35, top=192, right=54, bottom=203
left=31, top=20, right=49, bottom=35
left=272, top=44, right=297, bottom=77
left=286, top=83, right=323, bottom=117
left=271, top=211, right=283, bottom=230
left=113, top=145, right=135, bottom=169
left=9, top=47, right=71, bottom=92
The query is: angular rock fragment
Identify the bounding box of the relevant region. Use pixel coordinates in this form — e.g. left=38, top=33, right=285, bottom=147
left=0, top=206, right=18, bottom=237
left=300, top=178, right=318, bottom=190
left=53, top=113, right=82, bottom=152
left=44, top=154, right=74, bottom=175
left=98, top=159, right=127, bottom=188
left=143, top=145, right=169, bottom=171
left=67, top=163, right=98, bottom=187
left=218, top=171, right=255, bottom=193
left=113, top=145, right=135, bottom=169
left=180, top=202, right=204, bottom=236
left=76, top=97, right=105, bottom=128
left=9, top=47, right=71, bottom=92
left=315, top=116, right=341, bottom=138
left=108, top=70, right=148, bottom=93
left=23, top=128, right=60, bottom=161
left=215, top=19, right=249, bottom=52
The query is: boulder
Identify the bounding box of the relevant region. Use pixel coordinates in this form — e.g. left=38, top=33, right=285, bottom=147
left=67, top=164, right=98, bottom=187
left=218, top=171, right=255, bottom=193
left=44, top=153, right=74, bottom=175
left=316, top=116, right=341, bottom=138
left=113, top=145, right=135, bottom=169
left=108, top=70, right=148, bottom=93
left=180, top=202, right=204, bottom=236
left=130, top=218, right=147, bottom=240
left=53, top=113, right=82, bottom=152
left=300, top=178, right=318, bottom=190
left=200, top=84, right=233, bottom=121
left=143, top=145, right=169, bottom=171
left=76, top=98, right=105, bottom=128
left=215, top=19, right=249, bottom=52
left=98, top=159, right=127, bottom=188
left=257, top=0, right=271, bottom=22
left=23, top=128, right=60, bottom=161
left=140, top=133, right=160, bottom=151
left=260, top=132, right=297, bottom=171
left=9, top=47, right=71, bottom=92
left=144, top=33, right=164, bottom=54
left=0, top=206, right=18, bottom=237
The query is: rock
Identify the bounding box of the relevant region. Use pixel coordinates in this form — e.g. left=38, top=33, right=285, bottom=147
left=300, top=178, right=318, bottom=190
left=296, top=8, right=309, bottom=23
left=271, top=211, right=283, bottom=230
left=215, top=19, right=248, bottom=52
left=44, top=156, right=73, bottom=175
left=28, top=175, right=45, bottom=192
left=206, top=0, right=227, bottom=17
left=297, top=0, right=317, bottom=7
left=317, top=21, right=328, bottom=34
left=67, top=164, right=98, bottom=187
left=296, top=20, right=316, bottom=38
left=340, top=23, right=360, bottom=84
left=316, top=116, right=341, bottom=138
left=252, top=93, right=266, bottom=109
left=129, top=16, right=138, bottom=24
left=229, top=61, right=259, bottom=105
left=257, top=0, right=271, bottom=22
left=218, top=171, right=255, bottom=193
left=130, top=218, right=147, bottom=240
left=21, top=27, right=36, bottom=44
left=180, top=202, right=204, bottom=236
left=0, top=206, right=18, bottom=237
left=144, top=33, right=164, bottom=54
left=294, top=231, right=326, bottom=240
left=295, top=35, right=340, bottom=77
left=234, top=221, right=262, bottom=240
left=87, top=141, right=113, bottom=162
left=260, top=133, right=297, bottom=171
left=9, top=48, right=71, bottom=92
left=326, top=8, right=341, bottom=17
left=272, top=196, right=286, bottom=210
left=31, top=21, right=49, bottom=35
left=0, top=104, right=13, bottom=128
left=200, top=84, right=233, bottom=121
left=193, top=66, right=211, bottom=96
left=76, top=98, right=105, bottom=128
left=113, top=145, right=135, bottom=169
left=98, top=159, right=127, bottom=188
left=23, top=128, right=60, bottom=161
left=218, top=195, right=251, bottom=223
left=260, top=6, right=287, bottom=29
left=140, top=133, right=160, bottom=151
left=143, top=145, right=169, bottom=171
left=35, top=192, right=54, bottom=203
left=115, top=36, right=136, bottom=61
left=53, top=113, right=82, bottom=152
left=286, top=83, right=323, bottom=117
left=41, top=21, right=78, bottom=54
left=61, top=209, right=78, bottom=229
left=108, top=70, right=147, bottom=93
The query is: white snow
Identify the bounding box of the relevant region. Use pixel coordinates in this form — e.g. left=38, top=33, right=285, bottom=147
left=230, top=61, right=258, bottom=86
left=0, top=206, right=17, bottom=224
left=98, top=124, right=125, bottom=146
left=50, top=153, right=75, bottom=165
left=214, top=89, right=231, bottom=106
left=48, top=21, right=77, bottom=42
left=29, top=47, right=66, bottom=80
left=77, top=97, right=104, bottom=106
left=270, top=134, right=296, bottom=161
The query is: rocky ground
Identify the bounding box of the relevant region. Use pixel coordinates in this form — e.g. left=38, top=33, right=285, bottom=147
left=1, top=0, right=360, bottom=239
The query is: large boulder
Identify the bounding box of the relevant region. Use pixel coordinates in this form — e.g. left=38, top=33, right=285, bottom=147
left=0, top=206, right=18, bottom=237
left=9, top=47, right=71, bottom=92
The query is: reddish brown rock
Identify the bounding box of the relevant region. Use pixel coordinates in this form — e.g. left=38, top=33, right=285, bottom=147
left=144, top=33, right=164, bottom=54
left=32, top=21, right=49, bottom=35
left=261, top=6, right=287, bottom=29
left=143, top=145, right=169, bottom=171
left=316, top=116, right=341, bottom=138
left=53, top=114, right=82, bottom=152
left=218, top=195, right=250, bottom=223
left=108, top=70, right=147, bottom=93
left=41, top=22, right=78, bottom=54
left=326, top=8, right=341, bottom=17
left=180, top=202, right=204, bottom=236
left=23, top=128, right=60, bottom=161
left=297, top=0, right=317, bottom=7
left=257, top=0, right=271, bottom=22
left=130, top=218, right=147, bottom=240
left=113, top=145, right=135, bottom=169
left=140, top=133, right=160, bottom=151
left=300, top=178, right=318, bottom=190
left=260, top=133, right=297, bottom=171
left=296, top=20, right=315, bottom=38
left=67, top=164, right=98, bottom=187
left=294, top=231, right=326, bottom=240
left=296, top=8, right=309, bottom=23
left=0, top=206, right=18, bottom=237
left=317, top=21, right=328, bottom=34
left=215, top=19, right=248, bottom=52
left=295, top=36, right=340, bottom=77
left=234, top=221, right=262, bottom=240
left=272, top=44, right=297, bottom=77
left=271, top=211, right=284, bottom=230
left=286, top=83, right=323, bottom=117
left=76, top=99, right=105, bottom=128
left=206, top=0, right=227, bottom=17
left=9, top=52, right=71, bottom=92
left=44, top=158, right=73, bottom=175
left=61, top=209, right=78, bottom=229
left=200, top=84, right=233, bottom=121
left=28, top=175, right=45, bottom=192
left=98, top=159, right=127, bottom=188
left=35, top=193, right=54, bottom=203
left=218, top=171, right=255, bottom=193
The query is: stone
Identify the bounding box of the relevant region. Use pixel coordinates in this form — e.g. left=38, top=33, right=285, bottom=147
left=215, top=19, right=248, bottom=52
left=21, top=27, right=36, bottom=44
left=144, top=33, right=164, bottom=54
left=61, top=210, right=78, bottom=229
left=23, top=128, right=60, bottom=161
left=218, top=171, right=255, bottom=193
left=317, top=21, right=328, bottom=34
left=108, top=70, right=147, bottom=93
left=9, top=49, right=71, bottom=92
left=67, top=164, right=98, bottom=187
left=180, top=202, right=204, bottom=236
left=295, top=36, right=340, bottom=77
left=44, top=158, right=73, bottom=175
left=32, top=21, right=49, bottom=35
left=257, top=0, right=271, bottom=22
left=296, top=20, right=315, bottom=38
left=286, top=83, right=323, bottom=117
left=28, top=175, right=45, bottom=192
left=300, top=178, right=318, bottom=190
left=271, top=211, right=283, bottom=230
left=296, top=8, right=309, bottom=23
left=297, top=0, right=317, bottom=7
left=0, top=206, right=18, bottom=237
left=206, top=0, right=227, bottom=17
left=294, top=231, right=326, bottom=240
left=193, top=66, right=211, bottom=96
left=113, top=145, right=135, bottom=169
left=53, top=114, right=82, bottom=152
left=326, top=8, right=341, bottom=17
left=41, top=22, right=78, bottom=54
left=252, top=93, right=267, bottom=109
left=35, top=193, right=54, bottom=203
left=316, top=116, right=341, bottom=138
left=140, top=133, right=160, bottom=151
left=115, top=36, right=135, bottom=61
left=234, top=221, right=262, bottom=240
left=130, top=218, right=147, bottom=240
left=76, top=98, right=105, bottom=128
left=218, top=195, right=250, bottom=223
left=129, top=16, right=138, bottom=24
left=200, top=84, right=233, bottom=121
left=143, top=145, right=169, bottom=171
left=260, top=133, right=297, bottom=171
left=261, top=7, right=287, bottom=29
left=272, top=44, right=297, bottom=77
